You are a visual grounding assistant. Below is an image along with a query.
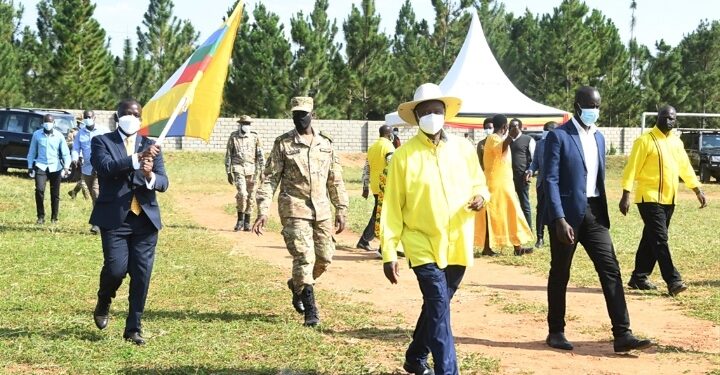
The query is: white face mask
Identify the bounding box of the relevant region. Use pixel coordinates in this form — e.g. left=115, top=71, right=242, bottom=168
left=240, top=125, right=250, bottom=133
left=118, top=115, right=141, bottom=135
left=43, top=122, right=54, bottom=132
left=83, top=118, right=95, bottom=127
left=418, top=113, right=445, bottom=135
left=484, top=129, right=493, bottom=136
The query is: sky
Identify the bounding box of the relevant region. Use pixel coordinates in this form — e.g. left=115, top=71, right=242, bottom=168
left=17, top=0, right=720, bottom=57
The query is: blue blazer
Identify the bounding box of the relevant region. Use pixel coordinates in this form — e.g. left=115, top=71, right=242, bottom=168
left=542, top=119, right=609, bottom=231
left=89, top=131, right=169, bottom=230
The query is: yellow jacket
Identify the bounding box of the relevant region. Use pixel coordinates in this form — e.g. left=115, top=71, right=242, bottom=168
left=380, top=131, right=490, bottom=268
left=622, top=127, right=700, bottom=204
left=367, top=137, right=395, bottom=194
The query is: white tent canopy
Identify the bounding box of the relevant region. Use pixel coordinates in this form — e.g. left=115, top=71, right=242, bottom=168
left=387, top=12, right=566, bottom=126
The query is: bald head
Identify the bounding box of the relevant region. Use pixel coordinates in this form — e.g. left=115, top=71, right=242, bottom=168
left=379, top=124, right=393, bottom=137
left=656, top=104, right=677, bottom=133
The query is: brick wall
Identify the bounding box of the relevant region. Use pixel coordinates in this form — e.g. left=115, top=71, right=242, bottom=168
left=69, top=110, right=642, bottom=155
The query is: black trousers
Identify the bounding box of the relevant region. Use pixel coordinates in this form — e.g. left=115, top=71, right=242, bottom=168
left=535, top=186, right=546, bottom=239
left=97, top=211, right=158, bottom=333
left=359, top=194, right=379, bottom=245
left=513, top=174, right=532, bottom=228
left=631, top=203, right=681, bottom=285
left=547, top=198, right=630, bottom=337
left=34, top=168, right=62, bottom=220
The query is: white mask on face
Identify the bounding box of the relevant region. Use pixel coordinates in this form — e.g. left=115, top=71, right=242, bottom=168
left=484, top=129, right=493, bottom=136
left=240, top=125, right=250, bottom=133
left=43, top=122, right=54, bottom=132
left=418, top=113, right=445, bottom=135
left=118, top=115, right=141, bottom=135
left=83, top=118, right=95, bottom=127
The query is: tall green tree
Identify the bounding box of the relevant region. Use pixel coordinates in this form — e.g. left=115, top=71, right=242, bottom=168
left=226, top=3, right=292, bottom=118
left=112, top=38, right=151, bottom=102
left=46, top=0, right=115, bottom=108
left=136, top=0, right=198, bottom=103
left=290, top=0, right=344, bottom=118
left=391, top=0, right=433, bottom=101
left=343, top=0, right=393, bottom=119
left=679, top=20, right=720, bottom=127
left=223, top=2, right=250, bottom=117
left=642, top=40, right=689, bottom=112
left=475, top=0, right=512, bottom=67
left=0, top=0, right=24, bottom=106
left=504, top=10, right=550, bottom=104
left=428, top=0, right=473, bottom=81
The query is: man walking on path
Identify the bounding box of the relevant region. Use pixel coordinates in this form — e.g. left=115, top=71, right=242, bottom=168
left=526, top=121, right=557, bottom=248
left=225, top=115, right=264, bottom=232
left=619, top=105, right=706, bottom=296
left=381, top=83, right=489, bottom=375
left=253, top=96, right=348, bottom=327
left=71, top=109, right=107, bottom=234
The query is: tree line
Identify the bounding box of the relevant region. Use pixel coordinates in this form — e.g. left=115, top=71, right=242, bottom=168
left=0, top=0, right=718, bottom=127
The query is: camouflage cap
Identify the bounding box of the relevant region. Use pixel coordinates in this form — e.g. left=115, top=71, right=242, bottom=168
left=290, top=96, right=313, bottom=112
left=237, top=115, right=253, bottom=123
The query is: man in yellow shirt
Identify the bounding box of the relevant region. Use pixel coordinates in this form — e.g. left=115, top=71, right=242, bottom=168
left=381, top=83, right=489, bottom=375
left=357, top=125, right=395, bottom=252
left=620, top=105, right=707, bottom=296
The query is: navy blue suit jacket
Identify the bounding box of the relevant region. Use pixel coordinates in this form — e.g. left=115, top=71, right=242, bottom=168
left=89, top=131, right=169, bottom=230
left=529, top=138, right=546, bottom=189
left=542, top=119, right=609, bottom=231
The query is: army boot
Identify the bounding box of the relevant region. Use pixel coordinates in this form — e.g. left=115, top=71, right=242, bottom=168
left=301, top=285, right=319, bottom=327
left=243, top=213, right=252, bottom=231
left=233, top=212, right=244, bottom=232
left=287, top=279, right=304, bottom=314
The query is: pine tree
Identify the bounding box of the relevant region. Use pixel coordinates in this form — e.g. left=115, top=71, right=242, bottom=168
left=112, top=38, right=151, bottom=102
left=0, top=0, right=24, bottom=106
left=392, top=0, right=433, bottom=101
left=45, top=0, right=115, bottom=109
left=136, top=0, right=199, bottom=101
left=679, top=20, right=720, bottom=127
left=343, top=0, right=393, bottom=119
left=223, top=2, right=251, bottom=117
left=504, top=11, right=550, bottom=104
left=475, top=0, right=512, bottom=67
left=290, top=0, right=344, bottom=118
left=428, top=0, right=473, bottom=81
left=642, top=40, right=688, bottom=113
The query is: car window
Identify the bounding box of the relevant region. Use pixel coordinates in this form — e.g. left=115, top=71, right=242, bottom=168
left=0, top=113, right=28, bottom=133
left=53, top=117, right=73, bottom=135
left=28, top=116, right=43, bottom=132
left=701, top=134, right=720, bottom=149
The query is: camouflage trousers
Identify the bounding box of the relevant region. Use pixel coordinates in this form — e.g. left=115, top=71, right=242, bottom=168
left=281, top=217, right=335, bottom=293
left=231, top=167, right=256, bottom=214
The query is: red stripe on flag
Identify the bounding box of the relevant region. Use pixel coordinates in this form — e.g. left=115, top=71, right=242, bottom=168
left=175, top=56, right=212, bottom=86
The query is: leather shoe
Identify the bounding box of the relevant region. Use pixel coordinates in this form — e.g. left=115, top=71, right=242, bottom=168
left=403, top=360, right=434, bottom=375
left=287, top=278, right=304, bottom=314
left=123, top=331, right=146, bottom=345
left=534, top=238, right=544, bottom=248
left=628, top=278, right=657, bottom=290
left=668, top=281, right=688, bottom=297
left=93, top=300, right=110, bottom=330
left=514, top=247, right=533, bottom=256
left=546, top=332, right=573, bottom=350
left=356, top=241, right=375, bottom=252
left=614, top=333, right=653, bottom=353
left=481, top=248, right=499, bottom=257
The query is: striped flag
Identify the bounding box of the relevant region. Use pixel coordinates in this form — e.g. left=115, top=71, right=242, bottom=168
left=140, top=1, right=243, bottom=142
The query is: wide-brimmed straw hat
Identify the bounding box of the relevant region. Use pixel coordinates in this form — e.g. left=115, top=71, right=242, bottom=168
left=236, top=115, right=253, bottom=123
left=397, top=83, right=462, bottom=125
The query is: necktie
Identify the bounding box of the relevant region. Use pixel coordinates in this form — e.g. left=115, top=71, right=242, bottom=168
left=124, top=137, right=142, bottom=216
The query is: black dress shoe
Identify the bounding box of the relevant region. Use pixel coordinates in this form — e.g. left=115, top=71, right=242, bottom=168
left=93, top=300, right=110, bottom=330
left=356, top=241, right=375, bottom=252
left=534, top=238, right=544, bottom=248
left=514, top=247, right=533, bottom=256
left=403, top=360, right=434, bottom=375
left=628, top=278, right=657, bottom=290
left=614, top=334, right=653, bottom=353
left=123, top=331, right=146, bottom=345
left=546, top=332, right=573, bottom=350
left=481, top=248, right=499, bottom=257
left=668, top=281, right=688, bottom=297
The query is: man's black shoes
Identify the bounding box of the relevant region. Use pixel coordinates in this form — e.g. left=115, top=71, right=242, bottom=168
left=93, top=300, right=110, bottom=330
left=614, top=333, right=653, bottom=353
left=356, top=240, right=375, bottom=252
left=546, top=332, right=573, bottom=350
left=301, top=285, right=319, bottom=327
left=628, top=278, right=657, bottom=290
left=123, top=331, right=146, bottom=346
left=287, top=279, right=304, bottom=314
left=403, top=360, right=434, bottom=375
left=534, top=238, right=544, bottom=248
left=668, top=281, right=688, bottom=297
left=481, top=248, right=499, bottom=257
left=243, top=213, right=252, bottom=231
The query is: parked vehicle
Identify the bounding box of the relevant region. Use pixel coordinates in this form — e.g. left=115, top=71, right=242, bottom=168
left=679, top=129, right=720, bottom=183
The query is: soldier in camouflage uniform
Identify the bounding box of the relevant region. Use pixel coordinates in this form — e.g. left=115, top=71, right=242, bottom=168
left=225, top=115, right=264, bottom=231
left=252, top=96, right=348, bottom=327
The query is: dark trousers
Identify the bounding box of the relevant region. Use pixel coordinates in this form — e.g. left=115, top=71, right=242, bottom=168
left=97, top=212, right=158, bottom=333
left=359, top=194, right=379, bottom=245
left=406, top=263, right=465, bottom=375
left=631, top=203, right=681, bottom=285
left=547, top=198, right=630, bottom=337
left=513, top=174, right=532, bottom=228
left=34, top=168, right=62, bottom=220
left=535, top=186, right=546, bottom=239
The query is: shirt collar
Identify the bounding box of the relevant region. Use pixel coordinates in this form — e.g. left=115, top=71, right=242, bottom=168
left=571, top=116, right=597, bottom=135
left=650, top=126, right=672, bottom=139
left=511, top=130, right=522, bottom=141
left=418, top=129, right=448, bottom=147
left=118, top=129, right=137, bottom=143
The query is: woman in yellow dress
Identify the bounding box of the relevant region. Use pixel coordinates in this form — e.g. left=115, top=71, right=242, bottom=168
left=475, top=114, right=533, bottom=255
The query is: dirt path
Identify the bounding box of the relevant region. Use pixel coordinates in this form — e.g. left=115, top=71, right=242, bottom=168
left=176, top=191, right=719, bottom=375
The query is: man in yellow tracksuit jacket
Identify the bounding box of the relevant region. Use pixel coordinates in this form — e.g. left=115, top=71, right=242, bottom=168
left=619, top=105, right=707, bottom=297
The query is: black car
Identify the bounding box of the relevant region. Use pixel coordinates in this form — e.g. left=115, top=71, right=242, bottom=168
left=0, top=108, right=77, bottom=173
left=679, top=129, right=720, bottom=183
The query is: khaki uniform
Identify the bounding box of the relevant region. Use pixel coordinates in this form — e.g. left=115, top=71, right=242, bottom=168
left=257, top=129, right=348, bottom=292
left=225, top=130, right=264, bottom=214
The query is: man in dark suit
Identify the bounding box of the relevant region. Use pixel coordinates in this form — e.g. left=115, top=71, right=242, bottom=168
left=543, top=86, right=652, bottom=353
left=90, top=99, right=169, bottom=345
left=508, top=118, right=535, bottom=228
left=526, top=121, right=557, bottom=248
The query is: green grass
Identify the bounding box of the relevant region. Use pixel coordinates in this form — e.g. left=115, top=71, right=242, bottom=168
left=491, top=155, right=720, bottom=324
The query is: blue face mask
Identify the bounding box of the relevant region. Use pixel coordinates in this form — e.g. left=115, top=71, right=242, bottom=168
left=579, top=108, right=600, bottom=125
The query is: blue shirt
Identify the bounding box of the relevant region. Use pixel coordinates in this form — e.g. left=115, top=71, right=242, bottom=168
left=72, top=126, right=107, bottom=175
left=27, top=129, right=71, bottom=172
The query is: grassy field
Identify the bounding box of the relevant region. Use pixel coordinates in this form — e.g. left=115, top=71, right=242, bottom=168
left=0, top=152, right=501, bottom=374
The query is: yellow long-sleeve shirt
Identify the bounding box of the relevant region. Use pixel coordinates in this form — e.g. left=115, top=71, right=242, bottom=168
left=622, top=126, right=700, bottom=204
left=367, top=137, right=395, bottom=194
left=380, top=131, right=490, bottom=268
